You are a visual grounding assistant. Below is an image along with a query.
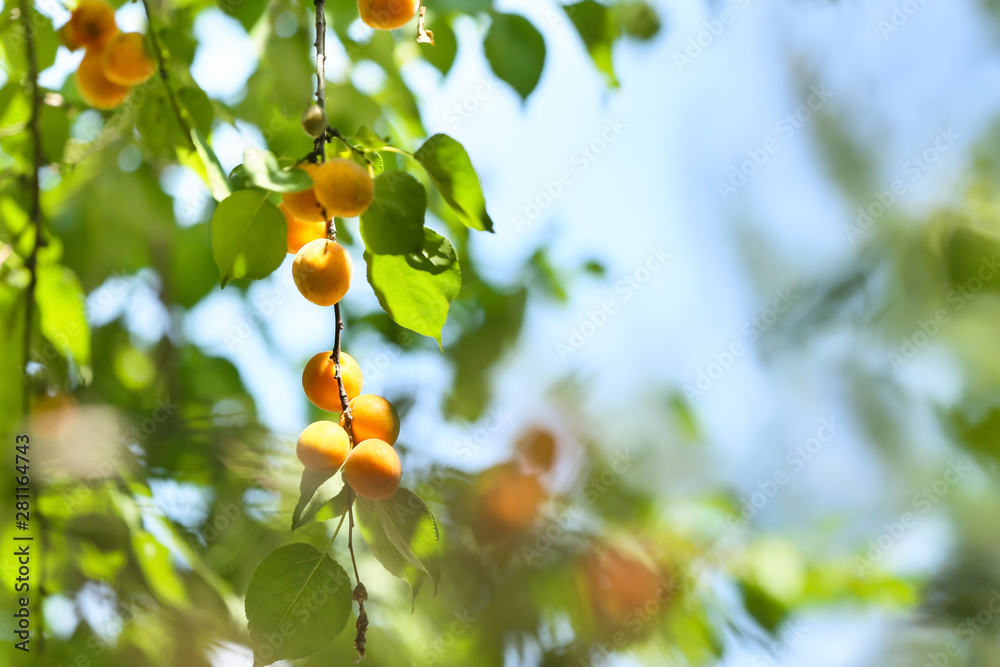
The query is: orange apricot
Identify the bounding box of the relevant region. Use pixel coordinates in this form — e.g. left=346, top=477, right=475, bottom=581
left=281, top=163, right=327, bottom=222
left=76, top=48, right=130, bottom=110
left=102, top=32, right=155, bottom=85
left=340, top=395, right=400, bottom=445
left=342, top=439, right=401, bottom=499
left=358, top=0, right=420, bottom=31
left=473, top=463, right=545, bottom=543
left=582, top=547, right=671, bottom=632
left=296, top=420, right=351, bottom=472
left=302, top=351, right=363, bottom=412
left=280, top=202, right=327, bottom=254
left=516, top=428, right=557, bottom=472
left=66, top=0, right=117, bottom=49
left=311, top=158, right=374, bottom=218
left=292, top=239, right=353, bottom=307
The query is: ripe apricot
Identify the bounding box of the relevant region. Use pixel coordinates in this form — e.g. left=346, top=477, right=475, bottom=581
left=302, top=351, right=363, bottom=412
left=292, top=239, right=353, bottom=306
left=66, top=0, right=117, bottom=49
left=296, top=420, right=351, bottom=472
left=340, top=395, right=400, bottom=445
left=473, top=463, right=545, bottom=544
left=102, top=32, right=155, bottom=85
left=311, top=158, right=374, bottom=218
left=516, top=428, right=557, bottom=472
left=582, top=547, right=670, bottom=632
left=281, top=163, right=327, bottom=222
left=281, top=202, right=327, bottom=254
left=76, top=48, right=130, bottom=110
left=358, top=0, right=420, bottom=30
left=343, top=439, right=401, bottom=499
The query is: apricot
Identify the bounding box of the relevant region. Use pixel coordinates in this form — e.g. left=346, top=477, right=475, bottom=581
left=516, top=428, right=557, bottom=472
left=302, top=351, right=363, bottom=412
left=281, top=163, right=327, bottom=222
left=280, top=202, right=327, bottom=254
left=76, top=48, right=130, bottom=110
left=102, top=32, right=155, bottom=85
left=358, top=0, right=420, bottom=30
left=66, top=0, right=117, bottom=49
left=582, top=547, right=671, bottom=632
left=293, top=239, right=353, bottom=307
left=342, top=439, right=401, bottom=500
left=340, top=395, right=400, bottom=446
left=311, top=158, right=374, bottom=218
left=296, top=420, right=351, bottom=472
left=473, top=463, right=545, bottom=544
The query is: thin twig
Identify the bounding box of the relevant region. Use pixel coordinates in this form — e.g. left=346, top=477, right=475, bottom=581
left=141, top=0, right=197, bottom=151
left=19, top=0, right=46, bottom=651
left=313, top=0, right=327, bottom=154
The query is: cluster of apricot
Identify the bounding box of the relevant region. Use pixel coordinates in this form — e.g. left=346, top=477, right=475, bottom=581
left=283, top=157, right=401, bottom=500
left=60, top=0, right=155, bottom=110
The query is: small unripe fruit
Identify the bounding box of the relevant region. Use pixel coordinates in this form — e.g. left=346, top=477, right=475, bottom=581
left=293, top=239, right=353, bottom=306
left=281, top=163, right=327, bottom=222
left=296, top=421, right=351, bottom=472
left=301, top=104, right=327, bottom=138
left=302, top=351, right=363, bottom=412
left=358, top=0, right=420, bottom=30
left=66, top=0, right=117, bottom=49
left=343, top=439, right=401, bottom=500
left=311, top=158, right=374, bottom=218
left=280, top=202, right=327, bottom=254
left=76, top=49, right=130, bottom=110
left=102, top=32, right=156, bottom=85
left=340, top=395, right=400, bottom=446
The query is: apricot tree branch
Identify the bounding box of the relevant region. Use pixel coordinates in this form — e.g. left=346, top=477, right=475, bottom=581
left=141, top=0, right=196, bottom=151
left=20, top=0, right=47, bottom=651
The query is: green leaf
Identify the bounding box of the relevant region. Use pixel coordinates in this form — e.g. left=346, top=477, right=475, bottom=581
left=39, top=103, right=69, bottom=164
left=414, top=134, right=493, bottom=232
left=356, top=488, right=441, bottom=604
left=365, top=229, right=462, bottom=345
left=419, top=18, right=458, bottom=75
left=131, top=533, right=187, bottom=607
left=210, top=190, right=287, bottom=288
left=292, top=469, right=347, bottom=531
left=360, top=172, right=427, bottom=255
left=36, top=264, right=90, bottom=368
left=245, top=544, right=352, bottom=666
left=483, top=13, right=546, bottom=100
left=242, top=149, right=314, bottom=192
left=564, top=0, right=620, bottom=87
left=353, top=125, right=389, bottom=151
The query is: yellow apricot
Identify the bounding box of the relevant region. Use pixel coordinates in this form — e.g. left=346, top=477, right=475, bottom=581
left=472, top=463, right=545, bottom=544
left=59, top=23, right=83, bottom=52
left=340, top=395, right=400, bottom=446
left=76, top=48, right=130, bottom=110
left=311, top=158, right=374, bottom=218
left=302, top=351, right=363, bottom=412
left=281, top=163, right=327, bottom=222
left=67, top=0, right=117, bottom=49
left=343, top=439, right=401, bottom=500
left=358, top=0, right=420, bottom=30
left=280, top=202, right=327, bottom=254
left=582, top=547, right=671, bottom=633
left=102, top=32, right=155, bottom=85
left=293, top=239, right=353, bottom=307
left=296, top=420, right=351, bottom=472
